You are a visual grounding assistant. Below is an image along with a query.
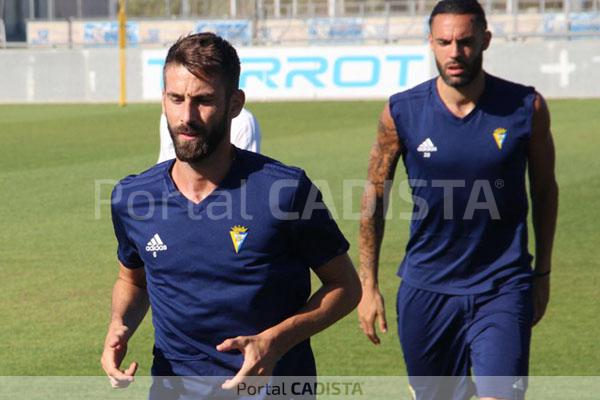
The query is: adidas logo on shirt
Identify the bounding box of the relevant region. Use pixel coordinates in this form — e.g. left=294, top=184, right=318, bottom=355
left=417, top=138, right=437, bottom=158
left=146, top=233, right=167, bottom=258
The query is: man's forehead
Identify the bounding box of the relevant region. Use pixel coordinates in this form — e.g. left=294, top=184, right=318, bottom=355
left=430, top=14, right=479, bottom=36
left=163, top=64, right=219, bottom=93
left=164, top=63, right=206, bottom=82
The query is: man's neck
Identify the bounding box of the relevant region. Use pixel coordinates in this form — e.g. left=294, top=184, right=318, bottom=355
left=436, top=71, right=486, bottom=118
left=171, top=141, right=235, bottom=204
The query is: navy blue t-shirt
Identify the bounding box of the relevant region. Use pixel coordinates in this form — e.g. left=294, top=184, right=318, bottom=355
left=390, top=73, right=536, bottom=295
left=110, top=148, right=349, bottom=374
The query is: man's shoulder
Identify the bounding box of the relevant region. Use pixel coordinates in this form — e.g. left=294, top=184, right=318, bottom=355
left=484, top=74, right=537, bottom=117
left=238, top=149, right=305, bottom=182
left=390, top=78, right=434, bottom=104
left=112, top=162, right=170, bottom=199
left=486, top=73, right=535, bottom=97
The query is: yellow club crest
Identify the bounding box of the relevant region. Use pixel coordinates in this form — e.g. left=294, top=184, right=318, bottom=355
left=492, top=128, right=508, bottom=150
left=229, top=225, right=248, bottom=254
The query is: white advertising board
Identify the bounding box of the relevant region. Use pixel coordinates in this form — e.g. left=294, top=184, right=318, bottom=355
left=142, top=45, right=431, bottom=101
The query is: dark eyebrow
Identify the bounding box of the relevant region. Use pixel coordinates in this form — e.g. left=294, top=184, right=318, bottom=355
left=434, top=36, right=475, bottom=46
left=165, top=92, right=215, bottom=101
left=190, top=93, right=216, bottom=102
left=456, top=36, right=475, bottom=44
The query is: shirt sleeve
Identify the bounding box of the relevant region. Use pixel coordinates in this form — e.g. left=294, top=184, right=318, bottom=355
left=231, top=109, right=261, bottom=153
left=157, top=113, right=176, bottom=164
left=250, top=116, right=261, bottom=153
left=111, top=186, right=144, bottom=269
left=288, top=171, right=350, bottom=270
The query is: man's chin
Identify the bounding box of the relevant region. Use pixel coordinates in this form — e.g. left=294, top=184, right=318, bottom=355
left=173, top=143, right=210, bottom=163
left=175, top=152, right=210, bottom=163
left=442, top=74, right=473, bottom=88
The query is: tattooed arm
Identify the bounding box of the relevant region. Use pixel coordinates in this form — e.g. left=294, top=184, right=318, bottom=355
left=357, top=102, right=403, bottom=345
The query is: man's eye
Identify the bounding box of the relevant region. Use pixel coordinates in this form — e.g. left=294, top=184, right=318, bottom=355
left=194, top=98, right=214, bottom=106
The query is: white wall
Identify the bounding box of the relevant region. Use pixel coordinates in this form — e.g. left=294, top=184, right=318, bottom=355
left=0, top=40, right=599, bottom=103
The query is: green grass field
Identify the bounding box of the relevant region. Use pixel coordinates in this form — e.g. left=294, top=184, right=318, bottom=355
left=0, top=100, right=599, bottom=378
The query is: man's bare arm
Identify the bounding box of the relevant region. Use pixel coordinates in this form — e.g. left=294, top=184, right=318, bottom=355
left=101, top=263, right=150, bottom=388
left=217, top=253, right=361, bottom=388
left=357, top=102, right=403, bottom=344
left=528, top=93, right=558, bottom=326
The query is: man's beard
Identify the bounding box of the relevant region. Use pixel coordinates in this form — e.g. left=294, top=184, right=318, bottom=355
left=167, top=111, right=229, bottom=163
left=436, top=51, right=483, bottom=88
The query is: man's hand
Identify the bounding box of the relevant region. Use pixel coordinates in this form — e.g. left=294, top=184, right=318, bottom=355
left=532, top=275, right=550, bottom=326
left=358, top=287, right=388, bottom=345
left=217, top=334, right=281, bottom=390
left=101, top=325, right=138, bottom=389
left=215, top=253, right=359, bottom=391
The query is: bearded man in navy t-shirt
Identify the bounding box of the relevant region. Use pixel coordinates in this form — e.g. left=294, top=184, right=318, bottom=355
left=100, top=32, right=361, bottom=397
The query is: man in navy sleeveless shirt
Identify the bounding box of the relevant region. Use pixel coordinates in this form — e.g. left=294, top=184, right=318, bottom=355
left=100, top=33, right=361, bottom=397
left=358, top=1, right=558, bottom=399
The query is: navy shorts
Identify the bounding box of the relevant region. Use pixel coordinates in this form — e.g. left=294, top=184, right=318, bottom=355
left=149, top=343, right=316, bottom=400
left=396, top=282, right=533, bottom=400
left=149, top=353, right=239, bottom=400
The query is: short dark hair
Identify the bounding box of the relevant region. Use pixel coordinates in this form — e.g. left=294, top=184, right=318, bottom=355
left=429, top=0, right=488, bottom=32
left=163, top=32, right=241, bottom=94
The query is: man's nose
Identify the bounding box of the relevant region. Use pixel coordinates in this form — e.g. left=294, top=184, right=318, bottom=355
left=449, top=41, right=461, bottom=59
left=181, top=101, right=199, bottom=125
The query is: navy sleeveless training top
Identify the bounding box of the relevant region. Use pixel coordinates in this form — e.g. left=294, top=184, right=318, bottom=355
left=390, top=73, right=536, bottom=294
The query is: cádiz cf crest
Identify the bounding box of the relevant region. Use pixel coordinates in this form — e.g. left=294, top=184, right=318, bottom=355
left=230, top=225, right=248, bottom=254
left=492, top=128, right=508, bottom=150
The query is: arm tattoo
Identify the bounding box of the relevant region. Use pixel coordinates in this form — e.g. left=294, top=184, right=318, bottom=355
left=358, top=106, right=402, bottom=286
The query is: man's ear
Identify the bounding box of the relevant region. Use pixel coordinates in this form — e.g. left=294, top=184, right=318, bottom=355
left=161, top=91, right=166, bottom=114
left=229, top=89, right=245, bottom=119
left=482, top=30, right=492, bottom=51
